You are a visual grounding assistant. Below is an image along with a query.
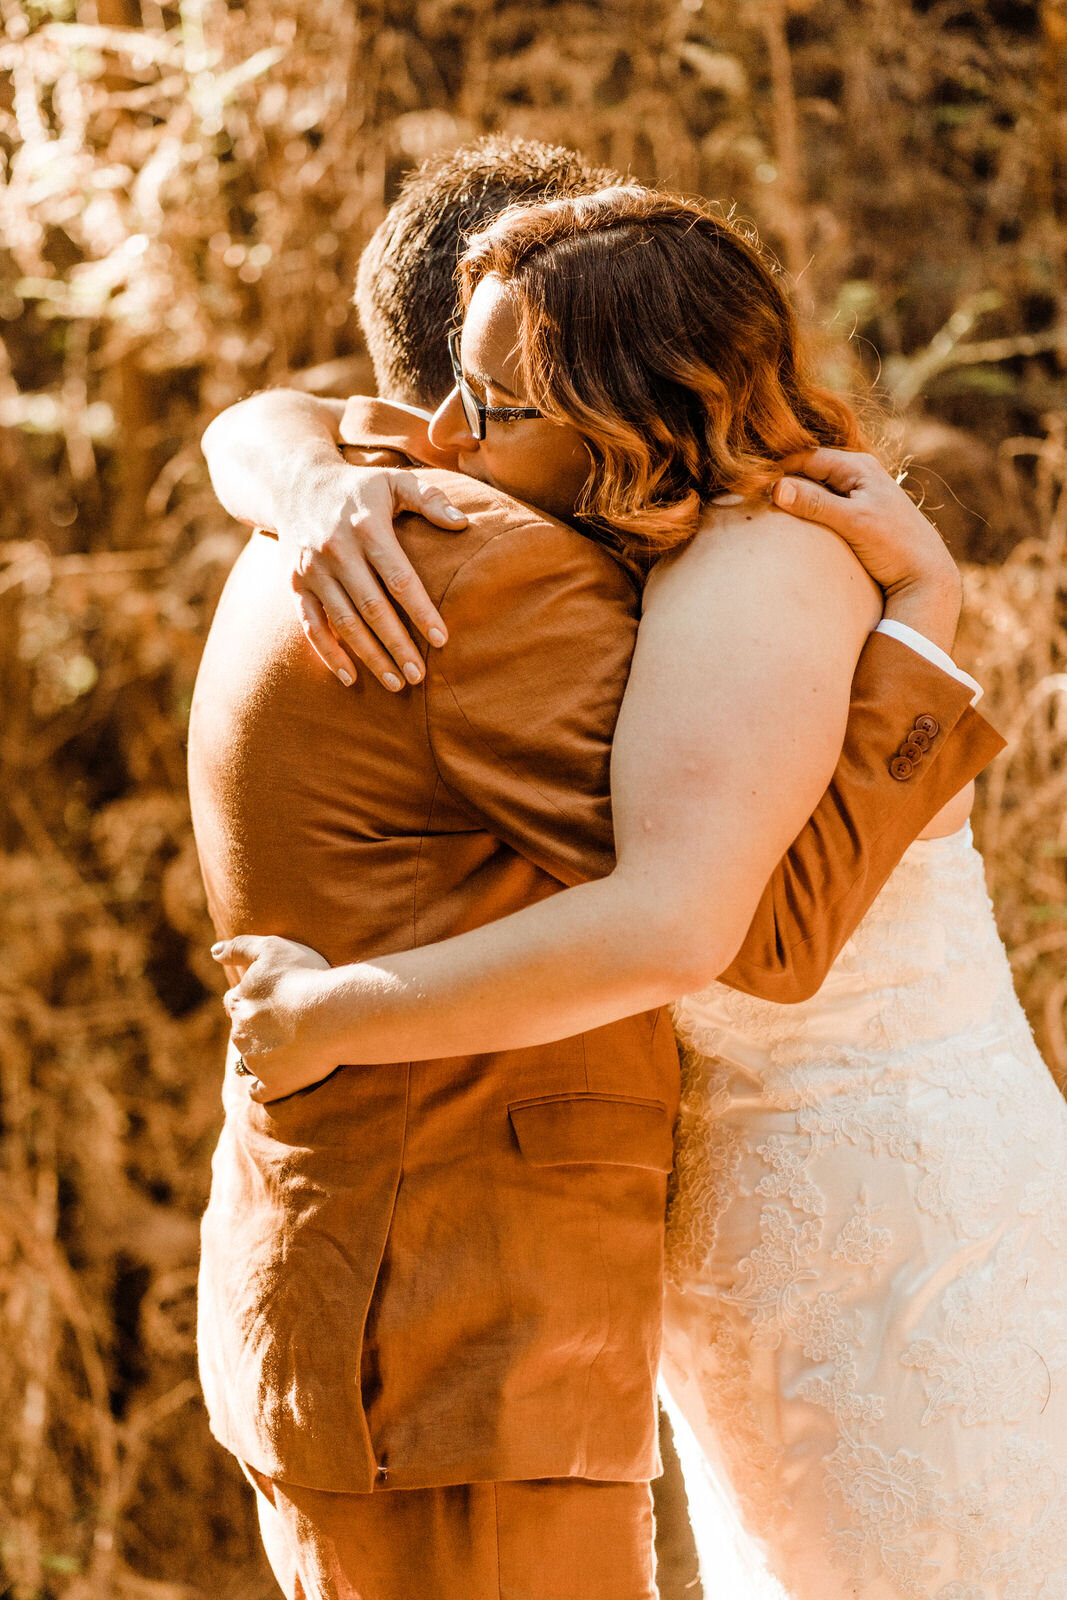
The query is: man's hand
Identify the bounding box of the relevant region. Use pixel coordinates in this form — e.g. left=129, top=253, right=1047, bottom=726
left=275, top=461, right=468, bottom=691
left=772, top=448, right=963, bottom=652
left=212, top=935, right=342, bottom=1104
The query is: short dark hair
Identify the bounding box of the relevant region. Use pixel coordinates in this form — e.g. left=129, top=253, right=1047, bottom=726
left=354, top=135, right=619, bottom=409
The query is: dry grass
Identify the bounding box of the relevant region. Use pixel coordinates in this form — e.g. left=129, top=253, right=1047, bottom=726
left=960, top=421, right=1067, bottom=1085
left=0, top=1, right=1064, bottom=1595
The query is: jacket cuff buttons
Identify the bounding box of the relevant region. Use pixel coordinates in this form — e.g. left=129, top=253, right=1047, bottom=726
left=889, top=714, right=941, bottom=781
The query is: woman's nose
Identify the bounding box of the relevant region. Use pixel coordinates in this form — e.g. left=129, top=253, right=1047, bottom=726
left=429, top=387, right=478, bottom=454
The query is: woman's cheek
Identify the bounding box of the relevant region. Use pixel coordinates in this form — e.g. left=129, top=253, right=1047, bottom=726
left=482, top=425, right=591, bottom=522
left=487, top=438, right=555, bottom=507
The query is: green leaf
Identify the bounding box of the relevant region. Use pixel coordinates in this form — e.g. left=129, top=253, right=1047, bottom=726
left=41, top=1554, right=82, bottom=1574
left=934, top=366, right=1019, bottom=396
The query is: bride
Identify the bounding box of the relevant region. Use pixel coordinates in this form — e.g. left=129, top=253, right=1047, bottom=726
left=209, top=187, right=1067, bottom=1597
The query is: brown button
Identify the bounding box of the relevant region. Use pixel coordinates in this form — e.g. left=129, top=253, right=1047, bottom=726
left=914, top=714, right=940, bottom=738
left=890, top=755, right=915, bottom=781
left=900, top=739, right=925, bottom=763
left=908, top=728, right=933, bottom=753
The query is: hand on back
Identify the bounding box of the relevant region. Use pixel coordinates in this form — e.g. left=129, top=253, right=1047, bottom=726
left=212, top=934, right=340, bottom=1103
left=275, top=444, right=963, bottom=683
left=276, top=459, right=468, bottom=690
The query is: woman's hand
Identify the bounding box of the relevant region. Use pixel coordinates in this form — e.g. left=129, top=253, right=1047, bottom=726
left=276, top=461, right=468, bottom=691
left=211, top=935, right=342, bottom=1104
left=772, top=447, right=962, bottom=651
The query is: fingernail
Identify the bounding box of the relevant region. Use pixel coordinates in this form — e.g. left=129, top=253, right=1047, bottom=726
left=429, top=628, right=446, bottom=648
left=384, top=672, right=403, bottom=691
left=403, top=661, right=423, bottom=684
left=443, top=507, right=465, bottom=524
left=211, top=943, right=224, bottom=956
left=775, top=480, right=795, bottom=508
left=338, top=669, right=354, bottom=687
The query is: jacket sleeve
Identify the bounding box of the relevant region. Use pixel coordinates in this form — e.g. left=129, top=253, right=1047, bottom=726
left=427, top=536, right=1005, bottom=1003
left=718, top=629, right=1006, bottom=1001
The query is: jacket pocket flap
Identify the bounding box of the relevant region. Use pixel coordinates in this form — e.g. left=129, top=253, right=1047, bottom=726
left=508, top=1093, right=673, bottom=1173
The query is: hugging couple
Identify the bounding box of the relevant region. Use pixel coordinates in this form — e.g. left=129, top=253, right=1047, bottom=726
left=189, top=137, right=1067, bottom=1600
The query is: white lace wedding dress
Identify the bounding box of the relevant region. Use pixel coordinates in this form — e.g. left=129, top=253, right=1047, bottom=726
left=661, top=824, right=1067, bottom=1600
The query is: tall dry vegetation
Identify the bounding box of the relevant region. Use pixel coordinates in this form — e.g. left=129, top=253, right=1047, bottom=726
left=0, top=1, right=1065, bottom=1595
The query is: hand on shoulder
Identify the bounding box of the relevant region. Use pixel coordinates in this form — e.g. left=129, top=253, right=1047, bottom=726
left=771, top=447, right=963, bottom=651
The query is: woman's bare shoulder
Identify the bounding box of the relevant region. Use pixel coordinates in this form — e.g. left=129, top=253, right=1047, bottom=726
left=646, top=495, right=882, bottom=631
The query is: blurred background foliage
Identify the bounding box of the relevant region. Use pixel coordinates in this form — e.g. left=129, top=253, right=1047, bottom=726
left=0, top=0, right=1065, bottom=1595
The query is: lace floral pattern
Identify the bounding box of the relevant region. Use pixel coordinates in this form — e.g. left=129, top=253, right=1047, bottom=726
left=662, top=830, right=1067, bottom=1599
left=900, top=1231, right=1067, bottom=1428
left=831, top=1191, right=892, bottom=1267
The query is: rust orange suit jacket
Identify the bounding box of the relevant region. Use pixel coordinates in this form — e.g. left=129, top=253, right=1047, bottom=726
left=190, top=401, right=1004, bottom=1494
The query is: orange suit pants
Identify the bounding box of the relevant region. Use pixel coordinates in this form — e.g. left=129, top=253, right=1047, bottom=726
left=244, top=1463, right=658, bottom=1600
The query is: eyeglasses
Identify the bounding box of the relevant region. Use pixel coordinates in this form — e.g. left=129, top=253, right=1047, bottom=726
left=447, top=329, right=543, bottom=440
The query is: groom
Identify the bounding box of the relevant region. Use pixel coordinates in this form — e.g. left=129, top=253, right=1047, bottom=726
left=190, top=138, right=1003, bottom=1600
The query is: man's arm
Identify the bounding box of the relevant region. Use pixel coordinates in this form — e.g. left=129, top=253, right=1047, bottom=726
left=221, top=503, right=1004, bottom=1085
left=209, top=429, right=1002, bottom=1005
left=412, top=483, right=1001, bottom=1010
left=409, top=504, right=1001, bottom=1024
left=719, top=629, right=1001, bottom=1000
left=419, top=536, right=1000, bottom=1011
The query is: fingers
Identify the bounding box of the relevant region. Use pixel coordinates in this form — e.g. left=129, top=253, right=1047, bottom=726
left=379, top=472, right=462, bottom=645
left=387, top=469, right=467, bottom=534
left=293, top=589, right=360, bottom=688
left=408, top=483, right=468, bottom=534
left=300, top=570, right=417, bottom=691
left=280, top=466, right=456, bottom=687
left=772, top=474, right=864, bottom=534
left=230, top=1037, right=268, bottom=1099
left=211, top=936, right=267, bottom=970
left=778, top=447, right=875, bottom=495
left=226, top=993, right=262, bottom=1055
left=773, top=447, right=888, bottom=532
left=352, top=528, right=449, bottom=655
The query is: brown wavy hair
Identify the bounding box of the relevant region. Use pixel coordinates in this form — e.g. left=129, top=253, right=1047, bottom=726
left=457, top=186, right=866, bottom=549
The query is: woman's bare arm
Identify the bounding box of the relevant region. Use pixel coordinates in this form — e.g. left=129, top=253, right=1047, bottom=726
left=201, top=390, right=467, bottom=686
left=217, top=506, right=881, bottom=1098
left=202, top=389, right=347, bottom=531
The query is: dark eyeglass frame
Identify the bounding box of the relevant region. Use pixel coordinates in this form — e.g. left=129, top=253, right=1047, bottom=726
left=447, top=329, right=543, bottom=440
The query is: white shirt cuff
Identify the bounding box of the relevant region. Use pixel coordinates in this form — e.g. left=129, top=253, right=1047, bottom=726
left=875, top=618, right=983, bottom=705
